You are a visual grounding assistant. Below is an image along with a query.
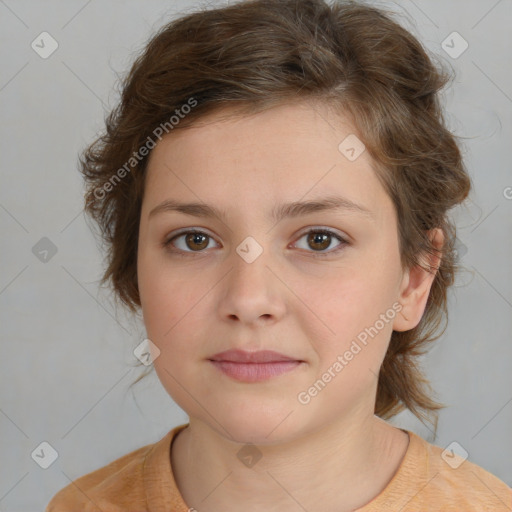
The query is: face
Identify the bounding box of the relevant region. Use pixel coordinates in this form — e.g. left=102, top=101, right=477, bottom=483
left=137, top=100, right=427, bottom=445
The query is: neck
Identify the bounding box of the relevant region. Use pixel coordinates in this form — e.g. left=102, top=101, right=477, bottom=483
left=171, top=413, right=409, bottom=512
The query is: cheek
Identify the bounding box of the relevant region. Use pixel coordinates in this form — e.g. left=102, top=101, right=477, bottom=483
left=297, top=269, right=378, bottom=328
left=144, top=276, right=202, bottom=402
left=138, top=253, right=191, bottom=344
left=300, top=269, right=396, bottom=364
left=138, top=264, right=209, bottom=378
left=141, top=281, right=197, bottom=344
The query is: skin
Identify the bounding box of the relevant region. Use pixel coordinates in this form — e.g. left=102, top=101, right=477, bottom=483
left=136, top=99, right=443, bottom=512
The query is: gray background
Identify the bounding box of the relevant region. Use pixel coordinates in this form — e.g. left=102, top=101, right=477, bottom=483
left=0, top=0, right=511, bottom=510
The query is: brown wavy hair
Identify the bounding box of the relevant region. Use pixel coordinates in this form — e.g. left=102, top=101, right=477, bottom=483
left=80, top=0, right=471, bottom=430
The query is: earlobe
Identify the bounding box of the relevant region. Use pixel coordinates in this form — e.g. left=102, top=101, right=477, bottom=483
left=392, top=228, right=444, bottom=332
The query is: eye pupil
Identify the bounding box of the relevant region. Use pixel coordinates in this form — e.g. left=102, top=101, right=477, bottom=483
left=308, top=232, right=330, bottom=251
left=186, top=232, right=209, bottom=251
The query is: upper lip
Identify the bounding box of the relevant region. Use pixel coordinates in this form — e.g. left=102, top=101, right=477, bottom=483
left=209, top=349, right=300, bottom=363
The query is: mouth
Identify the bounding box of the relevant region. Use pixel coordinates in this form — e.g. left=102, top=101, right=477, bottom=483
left=208, top=349, right=304, bottom=383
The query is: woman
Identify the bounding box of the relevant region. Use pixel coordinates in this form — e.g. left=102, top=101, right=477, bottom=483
left=46, top=0, right=512, bottom=510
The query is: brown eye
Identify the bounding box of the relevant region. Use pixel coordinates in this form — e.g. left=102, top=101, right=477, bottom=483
left=164, top=228, right=348, bottom=258
left=294, top=228, right=348, bottom=257
left=163, top=230, right=217, bottom=255
left=307, top=231, right=332, bottom=251
left=184, top=232, right=209, bottom=251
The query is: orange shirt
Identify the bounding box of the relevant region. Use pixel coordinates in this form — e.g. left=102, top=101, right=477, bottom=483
left=46, top=423, right=512, bottom=511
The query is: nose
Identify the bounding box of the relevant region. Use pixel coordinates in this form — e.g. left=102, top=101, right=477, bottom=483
left=216, top=248, right=287, bottom=327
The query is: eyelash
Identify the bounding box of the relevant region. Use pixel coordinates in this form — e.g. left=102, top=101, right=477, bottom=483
left=162, top=228, right=349, bottom=258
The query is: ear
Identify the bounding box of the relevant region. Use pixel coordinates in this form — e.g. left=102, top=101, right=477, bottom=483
left=393, top=228, right=444, bottom=332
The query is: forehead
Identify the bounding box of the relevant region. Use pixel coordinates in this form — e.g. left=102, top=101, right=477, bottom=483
left=149, top=100, right=355, bottom=157
left=143, top=101, right=394, bottom=223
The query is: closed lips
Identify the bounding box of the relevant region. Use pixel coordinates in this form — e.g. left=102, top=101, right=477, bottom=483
left=209, top=349, right=301, bottom=363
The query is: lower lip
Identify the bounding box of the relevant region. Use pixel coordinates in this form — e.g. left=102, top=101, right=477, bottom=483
left=209, top=360, right=302, bottom=382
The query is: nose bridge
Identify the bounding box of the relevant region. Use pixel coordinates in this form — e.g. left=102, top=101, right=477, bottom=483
left=217, top=236, right=285, bottom=324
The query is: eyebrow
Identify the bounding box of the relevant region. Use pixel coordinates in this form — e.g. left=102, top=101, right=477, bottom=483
left=148, top=195, right=374, bottom=223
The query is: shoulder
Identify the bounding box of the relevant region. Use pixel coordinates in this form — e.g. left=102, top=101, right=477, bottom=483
left=412, top=432, right=512, bottom=510
left=45, top=431, right=173, bottom=512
